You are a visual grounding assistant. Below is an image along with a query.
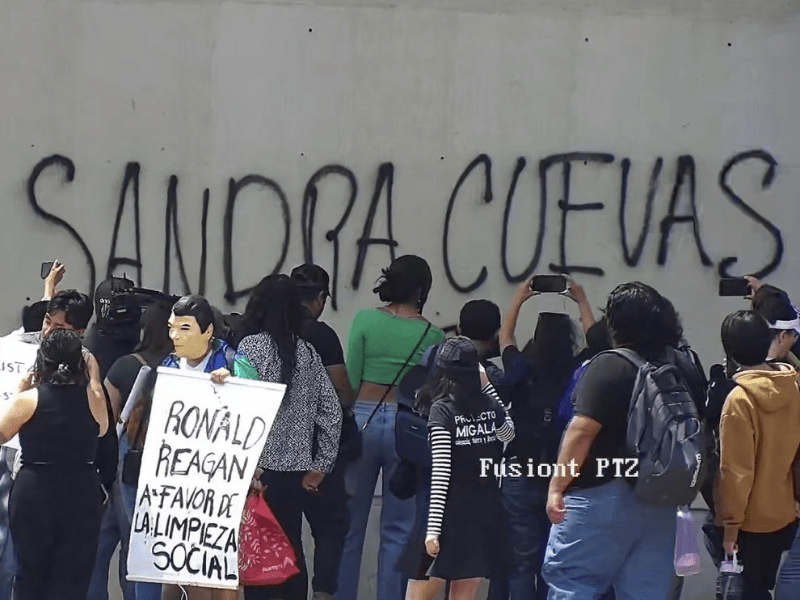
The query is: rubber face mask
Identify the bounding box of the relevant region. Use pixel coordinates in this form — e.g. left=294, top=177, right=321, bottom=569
left=168, top=314, right=212, bottom=361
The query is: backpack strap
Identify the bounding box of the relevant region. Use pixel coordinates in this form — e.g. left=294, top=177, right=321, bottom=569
left=362, top=322, right=432, bottom=431
left=605, top=347, right=646, bottom=369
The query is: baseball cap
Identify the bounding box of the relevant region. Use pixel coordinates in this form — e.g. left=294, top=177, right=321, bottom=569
left=290, top=264, right=331, bottom=297
left=435, top=336, right=480, bottom=374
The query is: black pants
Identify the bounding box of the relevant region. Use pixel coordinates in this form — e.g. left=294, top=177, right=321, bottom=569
left=10, top=466, right=102, bottom=600
left=738, top=520, right=798, bottom=600
left=301, top=461, right=349, bottom=595
left=244, top=469, right=347, bottom=600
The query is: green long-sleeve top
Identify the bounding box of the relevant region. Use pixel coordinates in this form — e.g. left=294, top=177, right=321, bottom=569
left=346, top=308, right=445, bottom=393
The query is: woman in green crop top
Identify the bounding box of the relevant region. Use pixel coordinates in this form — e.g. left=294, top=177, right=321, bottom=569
left=337, top=256, right=444, bottom=600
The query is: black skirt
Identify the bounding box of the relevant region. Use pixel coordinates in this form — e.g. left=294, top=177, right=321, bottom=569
left=401, top=478, right=510, bottom=581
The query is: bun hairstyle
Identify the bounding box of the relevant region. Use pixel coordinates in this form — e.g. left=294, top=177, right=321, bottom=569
left=372, top=255, right=433, bottom=310
left=35, top=329, right=87, bottom=386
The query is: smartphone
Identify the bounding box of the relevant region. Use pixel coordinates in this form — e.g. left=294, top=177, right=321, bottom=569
left=531, top=275, right=568, bottom=293
left=40, top=261, right=54, bottom=279
left=718, top=278, right=750, bottom=297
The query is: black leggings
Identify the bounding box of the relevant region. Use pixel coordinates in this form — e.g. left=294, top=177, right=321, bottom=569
left=10, top=466, right=102, bottom=600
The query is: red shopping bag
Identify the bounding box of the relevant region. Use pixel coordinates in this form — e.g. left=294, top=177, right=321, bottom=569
left=239, top=493, right=300, bottom=585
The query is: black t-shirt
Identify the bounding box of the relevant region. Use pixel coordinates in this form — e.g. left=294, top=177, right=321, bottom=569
left=428, top=395, right=505, bottom=487
left=500, top=346, right=575, bottom=463
left=571, top=347, right=706, bottom=490
left=107, top=354, right=147, bottom=408
left=83, top=324, right=139, bottom=380
left=298, top=317, right=345, bottom=368
left=571, top=352, right=639, bottom=489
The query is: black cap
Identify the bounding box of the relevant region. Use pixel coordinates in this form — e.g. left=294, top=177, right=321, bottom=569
left=290, top=264, right=331, bottom=297
left=436, top=336, right=479, bottom=373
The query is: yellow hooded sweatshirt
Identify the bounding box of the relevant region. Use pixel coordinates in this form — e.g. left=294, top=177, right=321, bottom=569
left=715, top=365, right=800, bottom=541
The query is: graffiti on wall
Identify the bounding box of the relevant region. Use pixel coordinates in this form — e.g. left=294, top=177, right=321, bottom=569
left=26, top=149, right=783, bottom=308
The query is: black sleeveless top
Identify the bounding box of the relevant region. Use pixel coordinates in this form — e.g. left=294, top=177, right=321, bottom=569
left=20, top=383, right=99, bottom=466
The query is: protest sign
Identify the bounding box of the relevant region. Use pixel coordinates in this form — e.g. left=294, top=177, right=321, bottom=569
left=128, top=367, right=285, bottom=589
left=0, top=337, right=39, bottom=450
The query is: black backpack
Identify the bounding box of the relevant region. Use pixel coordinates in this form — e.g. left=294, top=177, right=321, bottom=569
left=95, top=383, right=119, bottom=492
left=610, top=347, right=708, bottom=506
left=394, top=344, right=440, bottom=470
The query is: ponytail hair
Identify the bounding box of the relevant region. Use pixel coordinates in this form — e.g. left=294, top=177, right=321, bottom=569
left=35, top=329, right=87, bottom=386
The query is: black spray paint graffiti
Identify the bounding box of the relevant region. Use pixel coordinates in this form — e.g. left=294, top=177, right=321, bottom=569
left=26, top=149, right=785, bottom=306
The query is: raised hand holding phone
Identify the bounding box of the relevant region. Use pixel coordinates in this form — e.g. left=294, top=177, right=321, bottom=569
left=42, top=260, right=66, bottom=300
left=718, top=278, right=750, bottom=298
left=531, top=274, right=568, bottom=293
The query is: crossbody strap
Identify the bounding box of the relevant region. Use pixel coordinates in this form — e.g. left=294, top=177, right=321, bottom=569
left=362, top=322, right=432, bottom=431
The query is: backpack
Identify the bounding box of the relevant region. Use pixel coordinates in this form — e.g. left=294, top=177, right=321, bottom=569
left=610, top=347, right=708, bottom=506
left=394, top=344, right=439, bottom=470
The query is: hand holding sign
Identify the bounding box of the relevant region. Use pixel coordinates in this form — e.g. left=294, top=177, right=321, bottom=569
left=0, top=338, right=39, bottom=449
left=16, top=372, right=36, bottom=394
left=127, top=367, right=285, bottom=590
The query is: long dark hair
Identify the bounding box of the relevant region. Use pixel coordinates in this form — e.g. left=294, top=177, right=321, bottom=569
left=135, top=302, right=173, bottom=367
left=522, top=312, right=578, bottom=384
left=416, top=370, right=484, bottom=415
left=242, top=275, right=303, bottom=387
left=126, top=380, right=155, bottom=448
left=35, top=329, right=88, bottom=386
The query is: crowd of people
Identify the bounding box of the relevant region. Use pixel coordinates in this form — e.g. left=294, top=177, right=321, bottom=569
left=0, top=254, right=798, bottom=600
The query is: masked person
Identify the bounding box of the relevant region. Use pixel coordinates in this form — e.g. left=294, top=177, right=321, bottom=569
left=144, top=295, right=255, bottom=600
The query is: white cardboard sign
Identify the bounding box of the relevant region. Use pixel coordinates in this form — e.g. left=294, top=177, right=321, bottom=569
left=0, top=337, right=39, bottom=450
left=127, top=367, right=285, bottom=589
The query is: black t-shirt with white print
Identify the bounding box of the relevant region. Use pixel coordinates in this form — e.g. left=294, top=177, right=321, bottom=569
left=426, top=394, right=511, bottom=536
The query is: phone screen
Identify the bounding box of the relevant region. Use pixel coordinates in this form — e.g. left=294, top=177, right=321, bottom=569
left=718, top=278, right=750, bottom=297
left=40, top=261, right=54, bottom=280
left=531, top=275, right=568, bottom=293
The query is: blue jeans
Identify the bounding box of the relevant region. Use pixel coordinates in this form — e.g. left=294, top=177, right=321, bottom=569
left=542, top=479, right=677, bottom=600
left=86, top=478, right=135, bottom=600
left=118, top=433, right=162, bottom=600
left=487, top=465, right=551, bottom=600
left=776, top=523, right=800, bottom=600
left=0, top=448, right=16, bottom=600
left=335, top=401, right=415, bottom=600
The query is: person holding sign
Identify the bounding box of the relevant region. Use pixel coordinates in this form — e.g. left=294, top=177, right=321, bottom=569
left=153, top=294, right=257, bottom=600
left=235, top=275, right=342, bottom=600
left=0, top=329, right=108, bottom=600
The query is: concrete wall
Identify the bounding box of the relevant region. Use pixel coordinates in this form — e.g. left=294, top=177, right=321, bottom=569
left=1, top=3, right=798, bottom=597
left=1, top=0, right=799, bottom=367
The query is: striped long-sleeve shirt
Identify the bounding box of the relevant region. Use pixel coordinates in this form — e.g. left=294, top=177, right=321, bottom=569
left=426, top=388, right=514, bottom=537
